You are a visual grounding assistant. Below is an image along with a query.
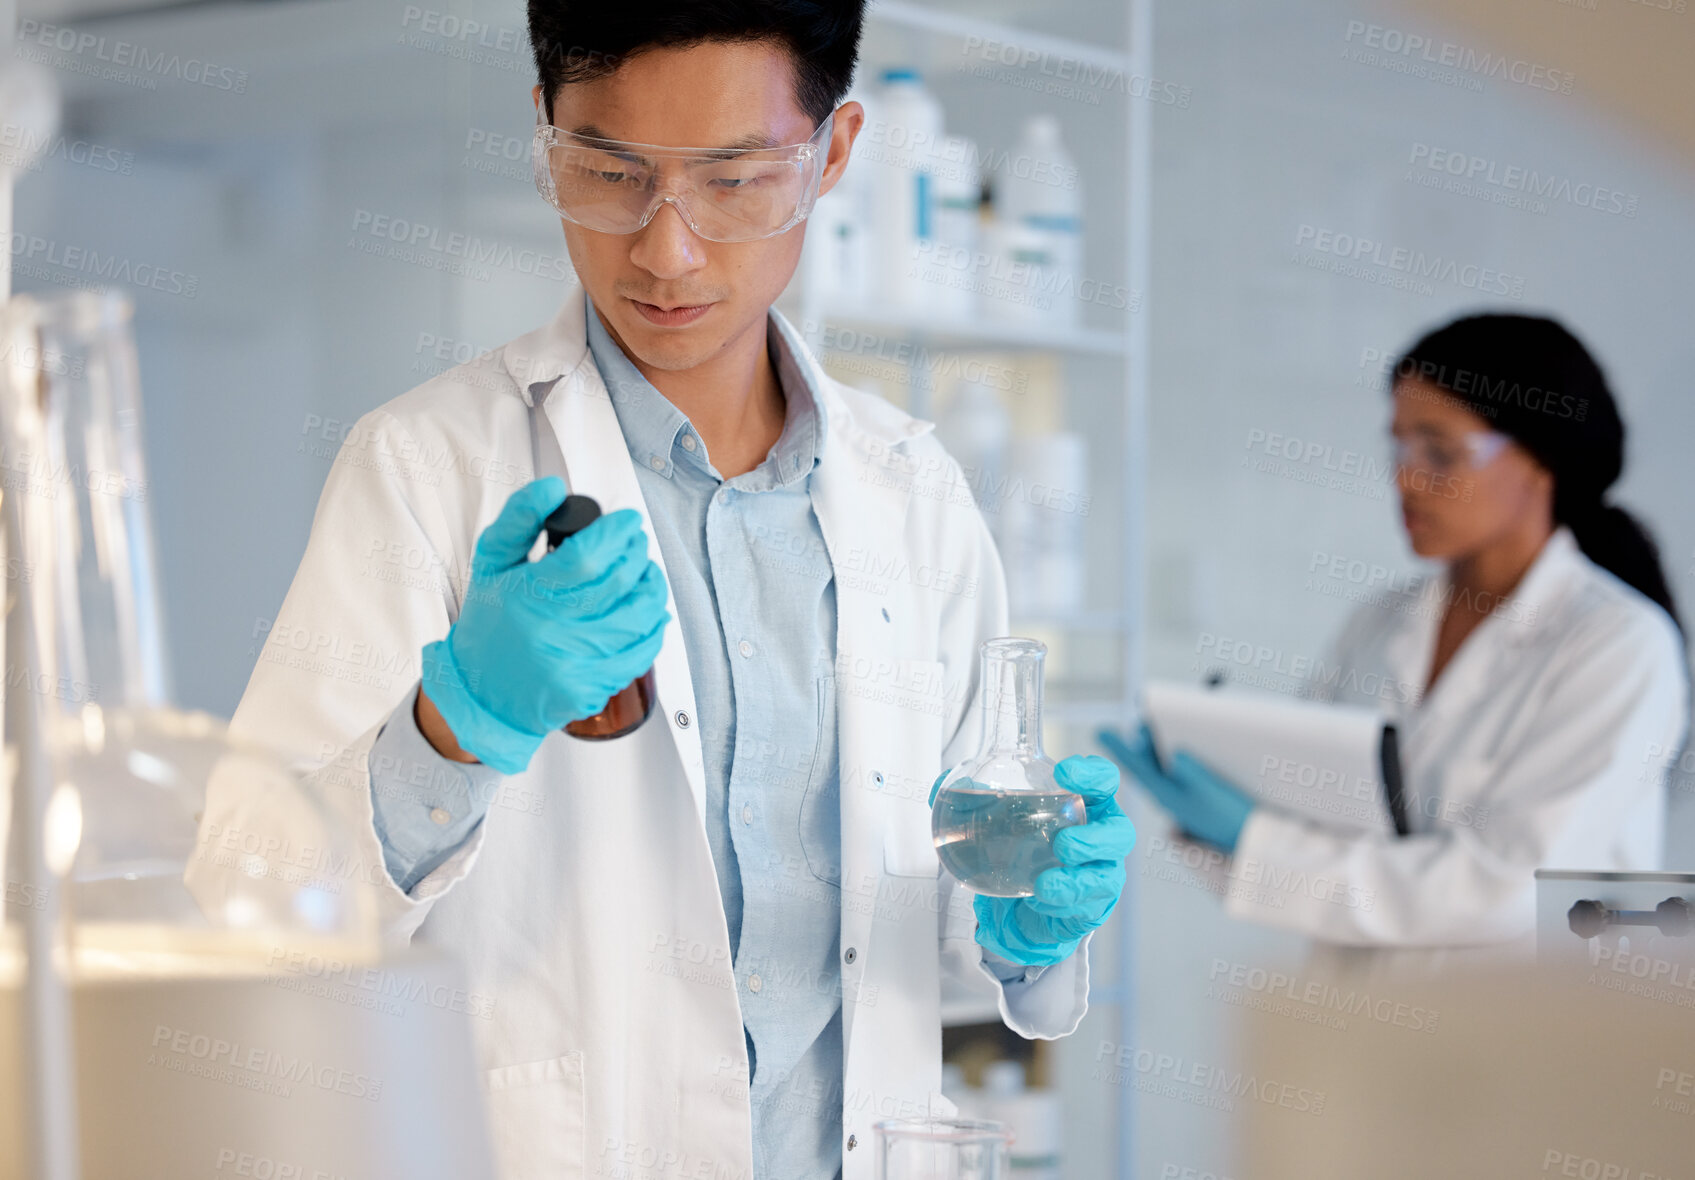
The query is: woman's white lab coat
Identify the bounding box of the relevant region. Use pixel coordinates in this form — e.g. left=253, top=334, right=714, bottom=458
left=1222, top=526, right=1689, bottom=980
left=198, top=288, right=1089, bottom=1180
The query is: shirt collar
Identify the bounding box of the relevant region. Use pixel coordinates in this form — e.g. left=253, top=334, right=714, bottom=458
left=583, top=294, right=826, bottom=488
left=501, top=286, right=934, bottom=456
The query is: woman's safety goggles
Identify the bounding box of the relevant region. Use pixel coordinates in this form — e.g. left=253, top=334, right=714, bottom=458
left=531, top=106, right=835, bottom=243
left=1391, top=428, right=1511, bottom=477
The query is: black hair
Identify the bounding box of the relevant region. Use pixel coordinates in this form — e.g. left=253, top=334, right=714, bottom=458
left=527, top=1, right=865, bottom=124
left=1390, top=313, right=1680, bottom=631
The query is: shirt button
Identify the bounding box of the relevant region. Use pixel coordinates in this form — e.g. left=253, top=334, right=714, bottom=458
left=681, top=434, right=698, bottom=452
left=649, top=455, right=666, bottom=471
left=741, top=805, right=754, bottom=825
left=429, top=807, right=451, bottom=826
left=747, top=973, right=763, bottom=993
left=737, top=639, right=754, bottom=658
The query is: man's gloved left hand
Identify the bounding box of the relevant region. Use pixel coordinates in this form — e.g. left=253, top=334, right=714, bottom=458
left=930, top=755, right=1135, bottom=967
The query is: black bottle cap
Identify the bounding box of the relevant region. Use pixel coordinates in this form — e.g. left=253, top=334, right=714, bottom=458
left=544, top=494, right=602, bottom=550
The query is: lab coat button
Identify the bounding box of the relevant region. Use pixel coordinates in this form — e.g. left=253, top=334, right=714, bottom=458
left=675, top=710, right=691, bottom=728
left=429, top=807, right=451, bottom=826
left=843, top=947, right=857, bottom=965
left=846, top=1135, right=857, bottom=1151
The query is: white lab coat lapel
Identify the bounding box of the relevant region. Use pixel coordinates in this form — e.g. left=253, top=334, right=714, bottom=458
left=809, top=389, right=925, bottom=1055
left=530, top=321, right=709, bottom=826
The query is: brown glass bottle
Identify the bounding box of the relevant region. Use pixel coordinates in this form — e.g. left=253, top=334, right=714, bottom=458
left=544, top=494, right=657, bottom=740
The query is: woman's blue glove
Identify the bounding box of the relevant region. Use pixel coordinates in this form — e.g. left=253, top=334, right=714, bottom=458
left=932, top=755, right=1136, bottom=967
left=1097, top=724, right=1254, bottom=854
left=421, top=477, right=670, bottom=774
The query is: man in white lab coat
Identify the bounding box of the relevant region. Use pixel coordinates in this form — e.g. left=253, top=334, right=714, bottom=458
left=208, top=4, right=1134, bottom=1178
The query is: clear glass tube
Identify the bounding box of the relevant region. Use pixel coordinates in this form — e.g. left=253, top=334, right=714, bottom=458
left=930, top=638, right=1085, bottom=897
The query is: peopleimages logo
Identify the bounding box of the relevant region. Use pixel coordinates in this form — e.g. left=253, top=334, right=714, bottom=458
left=1407, top=143, right=1638, bottom=218
left=1293, top=224, right=1527, bottom=299
left=347, top=210, right=574, bottom=283
left=1341, top=21, right=1575, bottom=94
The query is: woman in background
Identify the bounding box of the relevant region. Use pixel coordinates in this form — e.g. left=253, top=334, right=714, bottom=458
left=1104, top=313, right=1689, bottom=979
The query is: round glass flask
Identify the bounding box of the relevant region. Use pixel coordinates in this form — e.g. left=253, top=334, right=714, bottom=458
left=930, top=638, right=1085, bottom=897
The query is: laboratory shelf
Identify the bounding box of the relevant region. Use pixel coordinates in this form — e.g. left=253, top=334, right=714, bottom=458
left=869, top=0, right=1135, bottom=74
left=942, top=993, right=1008, bottom=1028
left=807, top=302, right=1131, bottom=357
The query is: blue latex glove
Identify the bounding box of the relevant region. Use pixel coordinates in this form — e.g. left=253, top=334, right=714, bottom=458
left=931, top=755, right=1136, bottom=968
left=421, top=476, right=670, bottom=774
left=1097, top=724, right=1254, bottom=854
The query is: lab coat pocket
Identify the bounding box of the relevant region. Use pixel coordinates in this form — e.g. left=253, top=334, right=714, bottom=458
left=883, top=823, right=941, bottom=880
left=799, top=671, right=842, bottom=886
left=483, top=1051, right=586, bottom=1180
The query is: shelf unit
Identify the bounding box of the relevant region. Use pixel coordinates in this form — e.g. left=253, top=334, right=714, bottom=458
left=784, top=3, right=1151, bottom=1176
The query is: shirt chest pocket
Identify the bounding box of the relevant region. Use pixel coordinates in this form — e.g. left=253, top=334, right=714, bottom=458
left=798, top=671, right=842, bottom=885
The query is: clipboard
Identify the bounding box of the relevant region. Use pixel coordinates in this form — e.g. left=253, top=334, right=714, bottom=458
left=1141, top=680, right=1409, bottom=837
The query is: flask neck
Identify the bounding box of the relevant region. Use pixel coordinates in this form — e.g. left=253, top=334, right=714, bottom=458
left=980, top=644, right=1045, bottom=760
left=0, top=290, right=170, bottom=718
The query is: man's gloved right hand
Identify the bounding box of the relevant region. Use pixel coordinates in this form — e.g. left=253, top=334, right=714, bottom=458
left=421, top=476, right=670, bottom=774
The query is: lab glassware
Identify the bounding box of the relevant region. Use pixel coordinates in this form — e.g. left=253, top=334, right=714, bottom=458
left=875, top=1117, right=1011, bottom=1180
left=930, top=638, right=1086, bottom=897
left=0, top=287, right=379, bottom=944
left=0, top=288, right=491, bottom=1179
left=543, top=493, right=657, bottom=739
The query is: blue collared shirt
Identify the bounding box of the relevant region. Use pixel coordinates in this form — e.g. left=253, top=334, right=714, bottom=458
left=585, top=296, right=846, bottom=1179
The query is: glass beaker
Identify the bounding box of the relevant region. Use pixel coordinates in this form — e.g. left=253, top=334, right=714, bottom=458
left=875, top=1117, right=1011, bottom=1180
left=930, top=638, right=1085, bottom=897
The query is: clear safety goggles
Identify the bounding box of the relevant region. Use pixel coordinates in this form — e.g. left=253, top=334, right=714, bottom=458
left=1391, top=428, right=1510, bottom=477
left=531, top=104, right=834, bottom=243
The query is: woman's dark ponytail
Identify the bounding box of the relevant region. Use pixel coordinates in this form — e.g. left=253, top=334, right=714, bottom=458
left=1391, top=313, right=1681, bottom=633
left=1559, top=501, right=1681, bottom=632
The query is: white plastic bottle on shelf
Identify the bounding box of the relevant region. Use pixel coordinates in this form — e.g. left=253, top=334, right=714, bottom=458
left=1001, top=432, right=1088, bottom=618
left=917, top=134, right=981, bottom=318
left=866, top=67, right=945, bottom=309
left=978, top=1060, right=1063, bottom=1179
left=979, top=216, right=1057, bottom=325
left=992, top=115, right=1084, bottom=327
left=933, top=379, right=1010, bottom=544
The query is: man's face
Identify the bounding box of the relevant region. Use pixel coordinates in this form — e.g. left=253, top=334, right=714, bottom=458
left=534, top=41, right=860, bottom=373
